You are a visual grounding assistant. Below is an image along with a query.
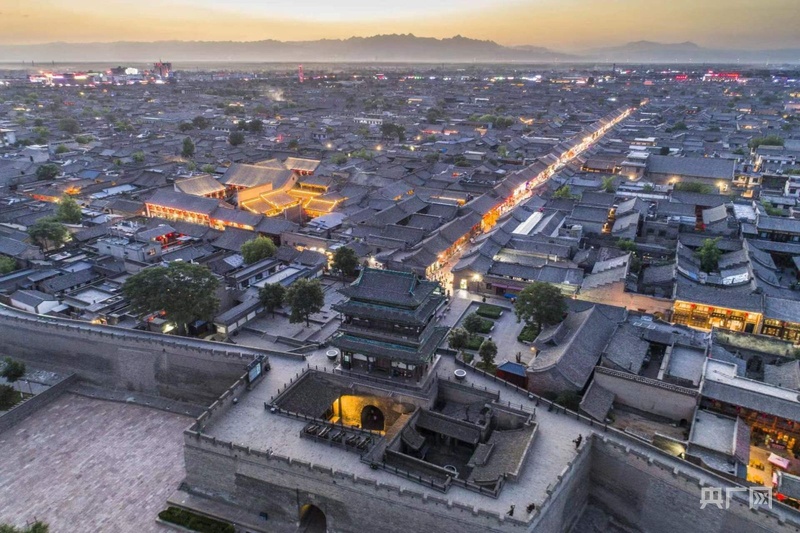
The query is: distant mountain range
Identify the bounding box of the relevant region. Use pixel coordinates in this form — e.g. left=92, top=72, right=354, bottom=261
left=585, top=40, right=800, bottom=63
left=0, top=35, right=798, bottom=64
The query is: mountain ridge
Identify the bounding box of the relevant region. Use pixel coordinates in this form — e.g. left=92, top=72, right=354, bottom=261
left=0, top=35, right=798, bottom=64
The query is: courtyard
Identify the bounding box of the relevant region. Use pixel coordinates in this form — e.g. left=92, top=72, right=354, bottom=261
left=0, top=394, right=190, bottom=532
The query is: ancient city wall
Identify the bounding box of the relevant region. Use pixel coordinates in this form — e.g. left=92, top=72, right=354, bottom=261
left=0, top=374, right=77, bottom=433
left=589, top=435, right=800, bottom=533
left=182, top=431, right=534, bottom=533
left=0, top=304, right=275, bottom=404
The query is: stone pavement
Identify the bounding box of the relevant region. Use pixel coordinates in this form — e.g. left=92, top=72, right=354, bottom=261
left=0, top=393, right=191, bottom=532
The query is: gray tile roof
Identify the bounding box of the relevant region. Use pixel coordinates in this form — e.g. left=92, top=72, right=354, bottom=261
left=648, top=155, right=735, bottom=180
left=529, top=306, right=618, bottom=390
left=579, top=380, right=615, bottom=422
left=764, top=360, right=800, bottom=391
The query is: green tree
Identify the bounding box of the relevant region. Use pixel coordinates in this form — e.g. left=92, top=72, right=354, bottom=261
left=331, top=153, right=348, bottom=165
left=178, top=122, right=194, bottom=132
left=555, top=391, right=581, bottom=411
left=696, top=238, right=722, bottom=273
left=182, top=137, right=195, bottom=158
left=748, top=135, right=784, bottom=150
left=192, top=116, right=209, bottom=129
left=332, top=247, right=359, bottom=280
left=35, top=164, right=60, bottom=181
left=497, top=145, right=508, bottom=157
left=286, top=278, right=325, bottom=326
left=513, top=282, right=567, bottom=337
left=122, top=262, right=219, bottom=336
left=673, top=182, right=713, bottom=194
left=0, top=521, right=50, bottom=533
left=462, top=313, right=485, bottom=334
left=659, top=146, right=670, bottom=156
left=380, top=123, right=405, bottom=142
left=259, top=283, right=287, bottom=317
left=287, top=139, right=299, bottom=150
left=247, top=119, right=263, bottom=133
left=617, top=239, right=637, bottom=253
left=0, top=256, right=16, bottom=274
left=55, top=144, right=69, bottom=154
left=425, top=107, right=445, bottom=123
left=553, top=186, right=576, bottom=199
left=132, top=151, right=145, bottom=163
left=601, top=176, right=616, bottom=193
left=75, top=135, right=93, bottom=144
left=448, top=327, right=470, bottom=352
left=58, top=117, right=80, bottom=134
left=56, top=194, right=82, bottom=224
left=240, top=236, right=277, bottom=265
left=201, top=164, right=216, bottom=174
left=478, top=339, right=498, bottom=370
left=2, top=357, right=25, bottom=397
left=228, top=131, right=245, bottom=146
left=28, top=217, right=69, bottom=250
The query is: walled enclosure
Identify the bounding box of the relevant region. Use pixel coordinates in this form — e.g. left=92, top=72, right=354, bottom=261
left=0, top=304, right=272, bottom=404
left=180, top=427, right=800, bottom=533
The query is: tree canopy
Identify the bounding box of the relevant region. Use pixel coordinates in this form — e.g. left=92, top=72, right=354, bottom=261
left=182, top=137, right=195, bottom=158
left=58, top=117, right=80, bottom=134
left=448, top=327, right=470, bottom=352
left=241, top=236, right=277, bottom=265
left=462, top=313, right=486, bottom=334
left=748, top=135, right=784, bottom=150
left=122, top=262, right=219, bottom=335
left=0, top=522, right=49, bottom=533
left=2, top=357, right=25, bottom=385
left=259, top=283, right=286, bottom=317
left=331, top=247, right=359, bottom=279
left=28, top=217, right=69, bottom=250
left=35, top=164, right=59, bottom=181
left=553, top=185, right=577, bottom=199
left=696, top=238, right=722, bottom=273
left=286, top=278, right=325, bottom=326
left=228, top=131, right=245, bottom=146
left=478, top=339, right=498, bottom=370
left=56, top=194, right=82, bottom=224
left=0, top=256, right=16, bottom=275
left=513, top=282, right=567, bottom=336
left=601, top=176, right=616, bottom=193
left=380, top=123, right=405, bottom=142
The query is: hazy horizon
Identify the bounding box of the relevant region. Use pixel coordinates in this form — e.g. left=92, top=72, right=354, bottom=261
left=1, top=0, right=799, bottom=51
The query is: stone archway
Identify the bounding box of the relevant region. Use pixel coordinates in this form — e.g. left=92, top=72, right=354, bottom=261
left=299, top=504, right=326, bottom=533
left=360, top=405, right=385, bottom=431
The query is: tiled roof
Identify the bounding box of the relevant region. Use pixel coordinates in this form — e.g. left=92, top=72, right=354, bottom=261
left=579, top=380, right=615, bottom=422
left=529, top=306, right=618, bottom=389
left=175, top=174, right=225, bottom=197
left=648, top=154, right=735, bottom=180
left=145, top=189, right=219, bottom=215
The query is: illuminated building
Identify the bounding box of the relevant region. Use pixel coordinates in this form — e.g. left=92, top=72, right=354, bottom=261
left=331, top=268, right=448, bottom=381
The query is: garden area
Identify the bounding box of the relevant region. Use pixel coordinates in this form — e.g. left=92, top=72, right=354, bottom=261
left=158, top=507, right=235, bottom=533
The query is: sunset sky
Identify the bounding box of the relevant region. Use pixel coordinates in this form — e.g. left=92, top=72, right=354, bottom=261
left=1, top=0, right=798, bottom=50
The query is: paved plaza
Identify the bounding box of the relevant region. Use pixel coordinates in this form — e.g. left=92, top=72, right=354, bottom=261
left=0, top=394, right=191, bottom=532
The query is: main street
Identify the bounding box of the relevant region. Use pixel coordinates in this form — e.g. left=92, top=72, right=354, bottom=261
left=431, top=103, right=640, bottom=294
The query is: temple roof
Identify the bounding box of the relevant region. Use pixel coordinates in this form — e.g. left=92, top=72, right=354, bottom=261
left=331, top=327, right=447, bottom=365
left=339, top=268, right=442, bottom=309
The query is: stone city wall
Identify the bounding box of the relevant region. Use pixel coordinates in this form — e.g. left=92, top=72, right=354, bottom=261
left=182, top=432, right=532, bottom=533
left=589, top=435, right=800, bottom=533
left=0, top=304, right=277, bottom=404
left=0, top=373, right=77, bottom=433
